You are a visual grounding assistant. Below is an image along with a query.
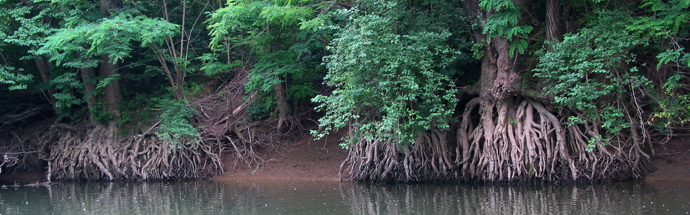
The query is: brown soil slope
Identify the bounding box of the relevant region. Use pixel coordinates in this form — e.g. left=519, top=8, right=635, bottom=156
left=645, top=138, right=690, bottom=183
left=211, top=131, right=348, bottom=181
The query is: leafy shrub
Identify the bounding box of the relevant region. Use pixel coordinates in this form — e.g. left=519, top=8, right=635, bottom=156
left=313, top=0, right=461, bottom=148
left=533, top=11, right=650, bottom=141
left=247, top=102, right=269, bottom=122
left=155, top=99, right=202, bottom=149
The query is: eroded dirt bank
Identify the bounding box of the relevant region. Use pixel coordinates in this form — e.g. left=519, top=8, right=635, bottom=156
left=644, top=138, right=690, bottom=183
left=211, top=132, right=348, bottom=182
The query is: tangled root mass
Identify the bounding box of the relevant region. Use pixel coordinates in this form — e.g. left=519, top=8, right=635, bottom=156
left=340, top=96, right=650, bottom=183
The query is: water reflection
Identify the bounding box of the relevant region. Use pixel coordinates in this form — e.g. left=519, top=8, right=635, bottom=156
left=0, top=180, right=687, bottom=214
left=344, top=183, right=682, bottom=214
left=0, top=182, right=230, bottom=214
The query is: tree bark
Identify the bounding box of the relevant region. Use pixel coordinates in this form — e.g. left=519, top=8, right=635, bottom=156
left=99, top=0, right=122, bottom=129
left=274, top=77, right=291, bottom=130
left=100, top=0, right=121, bottom=15
left=463, top=0, right=521, bottom=102
left=459, top=0, right=540, bottom=181
left=99, top=55, right=122, bottom=127
left=174, top=71, right=185, bottom=100
left=545, top=0, right=562, bottom=49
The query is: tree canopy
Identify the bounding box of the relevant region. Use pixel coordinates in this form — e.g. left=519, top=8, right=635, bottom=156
left=0, top=0, right=688, bottom=182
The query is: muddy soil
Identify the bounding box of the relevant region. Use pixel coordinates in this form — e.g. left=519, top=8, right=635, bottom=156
left=211, top=130, right=348, bottom=182
left=645, top=137, right=690, bottom=183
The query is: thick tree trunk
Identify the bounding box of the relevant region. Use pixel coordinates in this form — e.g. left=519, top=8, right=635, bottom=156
left=454, top=0, right=582, bottom=182
left=100, top=0, right=121, bottom=15
left=99, top=56, right=122, bottom=127
left=99, top=0, right=122, bottom=126
left=545, top=0, right=562, bottom=48
left=479, top=39, right=521, bottom=102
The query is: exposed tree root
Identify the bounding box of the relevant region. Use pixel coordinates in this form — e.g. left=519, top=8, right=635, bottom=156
left=457, top=96, right=648, bottom=182
left=0, top=67, right=293, bottom=181
left=340, top=125, right=454, bottom=182
left=193, top=67, right=288, bottom=172
left=341, top=95, right=651, bottom=183
left=41, top=67, right=290, bottom=180
left=0, top=121, right=51, bottom=174
left=46, top=123, right=224, bottom=180
left=457, top=96, right=572, bottom=181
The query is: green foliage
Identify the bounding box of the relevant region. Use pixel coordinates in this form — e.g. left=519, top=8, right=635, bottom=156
left=247, top=102, right=269, bottom=121
left=627, top=0, right=690, bottom=131
left=479, top=0, right=532, bottom=57
left=185, top=81, right=205, bottom=98
left=207, top=0, right=330, bottom=114
left=534, top=11, right=649, bottom=135
left=585, top=135, right=604, bottom=152
left=97, top=74, right=121, bottom=89
left=1, top=0, right=56, bottom=52
left=0, top=65, right=32, bottom=90
left=36, top=13, right=179, bottom=68
left=313, top=0, right=461, bottom=147
left=0, top=0, right=215, bottom=126
left=198, top=53, right=239, bottom=76
left=91, top=104, right=114, bottom=124
left=51, top=72, right=85, bottom=120
left=155, top=99, right=202, bottom=149
left=630, top=0, right=690, bottom=38
left=630, top=0, right=690, bottom=73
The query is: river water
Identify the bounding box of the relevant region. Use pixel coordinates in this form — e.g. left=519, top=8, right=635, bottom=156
left=0, top=179, right=688, bottom=214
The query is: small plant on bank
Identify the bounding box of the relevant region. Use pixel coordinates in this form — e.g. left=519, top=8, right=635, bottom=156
left=155, top=99, right=202, bottom=149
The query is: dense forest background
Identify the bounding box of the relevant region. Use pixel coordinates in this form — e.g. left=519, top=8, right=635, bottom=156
left=0, top=0, right=688, bottom=182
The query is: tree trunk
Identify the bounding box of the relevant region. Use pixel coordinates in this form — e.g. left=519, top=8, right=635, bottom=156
left=99, top=0, right=122, bottom=126
left=94, top=0, right=122, bottom=147
left=545, top=0, right=562, bottom=48
left=174, top=72, right=185, bottom=100
left=464, top=0, right=521, bottom=103
left=274, top=77, right=291, bottom=130
left=99, top=55, right=122, bottom=128
left=35, top=58, right=56, bottom=110
left=455, top=0, right=580, bottom=182
left=100, top=0, right=121, bottom=15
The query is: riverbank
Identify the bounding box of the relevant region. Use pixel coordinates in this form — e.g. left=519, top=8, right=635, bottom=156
left=644, top=137, right=690, bottom=183
left=213, top=136, right=690, bottom=183
left=211, top=131, right=348, bottom=182
left=1, top=136, right=689, bottom=183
